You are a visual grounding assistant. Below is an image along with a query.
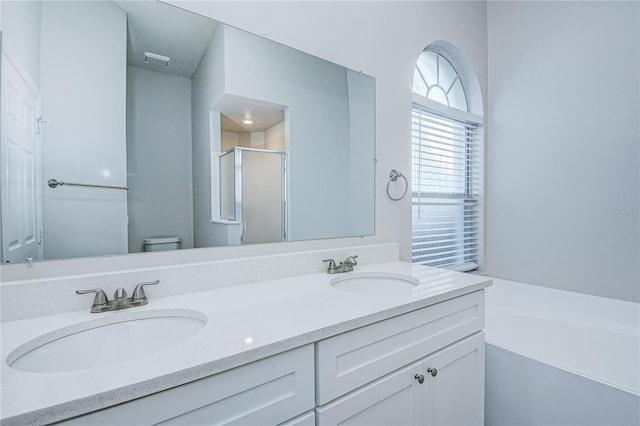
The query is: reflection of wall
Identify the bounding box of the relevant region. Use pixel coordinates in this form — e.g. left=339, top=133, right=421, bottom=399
left=126, top=66, right=194, bottom=252
left=40, top=1, right=127, bottom=259
left=347, top=69, right=375, bottom=237
left=191, top=25, right=225, bottom=247
left=223, top=26, right=351, bottom=241
left=265, top=121, right=285, bottom=151
left=0, top=1, right=41, bottom=84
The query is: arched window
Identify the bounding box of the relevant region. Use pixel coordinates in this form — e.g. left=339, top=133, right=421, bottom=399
left=411, top=46, right=483, bottom=271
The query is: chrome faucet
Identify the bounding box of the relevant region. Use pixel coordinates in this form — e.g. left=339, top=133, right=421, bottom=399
left=76, top=280, right=159, bottom=313
left=323, top=255, right=358, bottom=274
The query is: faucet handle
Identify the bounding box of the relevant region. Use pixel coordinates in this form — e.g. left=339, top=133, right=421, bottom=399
left=344, top=255, right=358, bottom=266
left=132, top=279, right=160, bottom=303
left=76, top=288, right=109, bottom=307
left=322, top=259, right=338, bottom=274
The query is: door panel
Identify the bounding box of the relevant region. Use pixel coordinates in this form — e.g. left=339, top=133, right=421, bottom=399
left=422, top=332, right=485, bottom=426
left=1, top=51, right=43, bottom=263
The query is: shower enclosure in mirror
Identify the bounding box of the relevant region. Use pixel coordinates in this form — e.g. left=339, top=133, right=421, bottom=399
left=0, top=0, right=375, bottom=264
left=219, top=147, right=286, bottom=245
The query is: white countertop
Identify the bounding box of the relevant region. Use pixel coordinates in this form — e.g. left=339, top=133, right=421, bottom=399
left=1, top=261, right=491, bottom=425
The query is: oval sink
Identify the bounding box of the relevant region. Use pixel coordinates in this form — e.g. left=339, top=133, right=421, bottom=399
left=7, top=309, right=206, bottom=373
left=330, top=272, right=419, bottom=294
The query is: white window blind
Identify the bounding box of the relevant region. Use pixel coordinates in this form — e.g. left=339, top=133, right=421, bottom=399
left=411, top=103, right=482, bottom=271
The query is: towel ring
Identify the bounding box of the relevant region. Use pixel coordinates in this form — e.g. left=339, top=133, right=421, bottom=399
left=386, top=169, right=408, bottom=201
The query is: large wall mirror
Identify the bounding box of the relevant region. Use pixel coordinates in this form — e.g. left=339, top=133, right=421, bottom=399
left=0, top=0, right=375, bottom=264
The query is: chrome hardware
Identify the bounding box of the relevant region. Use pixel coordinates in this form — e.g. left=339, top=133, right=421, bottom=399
left=75, top=288, right=110, bottom=313
left=322, top=258, right=338, bottom=274
left=76, top=280, right=160, bottom=313
left=112, top=288, right=131, bottom=309
left=414, top=374, right=425, bottom=384
left=323, top=255, right=358, bottom=274
left=427, top=367, right=438, bottom=377
left=386, top=169, right=408, bottom=201
left=48, top=178, right=129, bottom=191
left=131, top=280, right=159, bottom=306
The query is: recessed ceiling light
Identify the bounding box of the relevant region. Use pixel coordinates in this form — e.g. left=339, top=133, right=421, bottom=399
left=143, top=51, right=170, bottom=67
left=242, top=119, right=254, bottom=125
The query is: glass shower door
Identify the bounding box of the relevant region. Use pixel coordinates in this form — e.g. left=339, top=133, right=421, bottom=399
left=219, top=147, right=286, bottom=244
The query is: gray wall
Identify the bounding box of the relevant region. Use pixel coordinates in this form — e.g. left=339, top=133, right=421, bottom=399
left=487, top=1, right=640, bottom=302
left=486, top=344, right=640, bottom=426
left=126, top=66, right=194, bottom=252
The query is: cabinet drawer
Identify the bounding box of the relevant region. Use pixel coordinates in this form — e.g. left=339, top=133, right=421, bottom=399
left=279, top=410, right=315, bottom=426
left=60, top=345, right=315, bottom=426
left=316, top=291, right=484, bottom=404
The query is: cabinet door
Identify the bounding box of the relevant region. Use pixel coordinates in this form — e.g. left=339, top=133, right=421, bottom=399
left=316, top=361, right=423, bottom=426
left=420, top=332, right=485, bottom=426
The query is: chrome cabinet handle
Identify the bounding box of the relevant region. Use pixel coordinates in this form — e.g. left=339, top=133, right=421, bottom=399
left=427, top=367, right=438, bottom=377
left=414, top=374, right=425, bottom=384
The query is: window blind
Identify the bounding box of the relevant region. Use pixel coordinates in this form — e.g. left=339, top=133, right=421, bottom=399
left=411, top=103, right=482, bottom=271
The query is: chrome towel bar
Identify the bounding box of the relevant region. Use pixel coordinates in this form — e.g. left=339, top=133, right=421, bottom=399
left=47, top=178, right=129, bottom=191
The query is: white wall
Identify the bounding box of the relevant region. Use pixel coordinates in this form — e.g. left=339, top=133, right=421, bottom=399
left=126, top=66, right=194, bottom=252
left=0, top=1, right=41, bottom=85
left=487, top=1, right=640, bottom=302
left=39, top=1, right=128, bottom=260
left=2, top=1, right=488, bottom=281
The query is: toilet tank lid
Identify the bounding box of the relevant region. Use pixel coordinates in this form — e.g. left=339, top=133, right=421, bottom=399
left=144, top=236, right=181, bottom=244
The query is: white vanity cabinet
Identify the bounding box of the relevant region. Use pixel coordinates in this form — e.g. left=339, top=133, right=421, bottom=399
left=58, top=345, right=315, bottom=426
left=315, top=291, right=485, bottom=426
left=53, top=291, right=485, bottom=426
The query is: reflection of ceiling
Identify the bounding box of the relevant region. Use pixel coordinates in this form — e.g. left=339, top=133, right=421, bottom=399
left=220, top=114, right=246, bottom=133
left=218, top=95, right=286, bottom=133
left=114, top=1, right=218, bottom=78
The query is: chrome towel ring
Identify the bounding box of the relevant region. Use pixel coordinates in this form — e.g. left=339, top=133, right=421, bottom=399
left=386, top=169, right=408, bottom=201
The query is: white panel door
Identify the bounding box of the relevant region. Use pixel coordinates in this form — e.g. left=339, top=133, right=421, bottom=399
left=421, top=332, right=485, bottom=426
left=1, top=50, right=43, bottom=263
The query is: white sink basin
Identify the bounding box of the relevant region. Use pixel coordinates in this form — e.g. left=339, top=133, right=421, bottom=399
left=7, top=309, right=206, bottom=373
left=330, top=272, right=419, bottom=294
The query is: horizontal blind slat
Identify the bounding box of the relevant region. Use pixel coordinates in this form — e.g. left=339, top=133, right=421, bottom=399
left=411, top=101, right=481, bottom=269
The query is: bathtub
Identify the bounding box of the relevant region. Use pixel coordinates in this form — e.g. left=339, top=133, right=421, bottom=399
left=484, top=279, right=640, bottom=426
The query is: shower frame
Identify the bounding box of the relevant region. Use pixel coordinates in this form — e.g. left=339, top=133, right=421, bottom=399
left=219, top=146, right=288, bottom=243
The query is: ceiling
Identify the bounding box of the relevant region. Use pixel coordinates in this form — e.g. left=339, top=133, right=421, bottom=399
left=218, top=95, right=286, bottom=133
left=114, top=1, right=218, bottom=78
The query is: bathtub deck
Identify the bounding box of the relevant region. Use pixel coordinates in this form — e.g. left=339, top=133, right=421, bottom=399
left=485, top=279, right=640, bottom=396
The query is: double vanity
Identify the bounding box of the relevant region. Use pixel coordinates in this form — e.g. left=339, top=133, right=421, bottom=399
left=1, top=245, right=491, bottom=425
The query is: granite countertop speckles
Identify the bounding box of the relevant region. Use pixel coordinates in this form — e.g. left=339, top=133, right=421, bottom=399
left=0, top=261, right=491, bottom=425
